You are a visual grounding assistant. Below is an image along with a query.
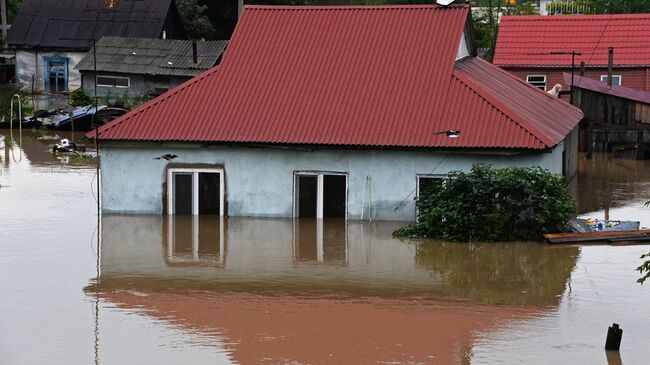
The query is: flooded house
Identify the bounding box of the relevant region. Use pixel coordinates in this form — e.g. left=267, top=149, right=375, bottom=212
left=76, top=37, right=228, bottom=99
left=494, top=14, right=650, bottom=96
left=567, top=73, right=650, bottom=154
left=90, top=4, right=583, bottom=221
left=6, top=0, right=185, bottom=107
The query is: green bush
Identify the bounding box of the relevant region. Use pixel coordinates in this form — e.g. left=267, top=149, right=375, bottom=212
left=69, top=88, right=94, bottom=107
left=394, top=164, right=576, bottom=242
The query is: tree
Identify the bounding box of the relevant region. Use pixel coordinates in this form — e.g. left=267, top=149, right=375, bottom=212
left=176, top=0, right=217, bottom=40
left=582, top=0, right=650, bottom=14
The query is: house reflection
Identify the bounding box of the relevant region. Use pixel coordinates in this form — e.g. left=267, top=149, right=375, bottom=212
left=293, top=219, right=348, bottom=265
left=165, top=215, right=226, bottom=267
left=97, top=216, right=578, bottom=305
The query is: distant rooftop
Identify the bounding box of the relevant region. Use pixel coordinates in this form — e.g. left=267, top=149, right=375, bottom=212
left=76, top=37, right=228, bottom=77
left=494, top=14, right=650, bottom=68
left=6, top=0, right=182, bottom=50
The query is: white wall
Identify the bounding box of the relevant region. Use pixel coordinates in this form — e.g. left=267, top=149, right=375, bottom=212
left=15, top=49, right=85, bottom=93
left=100, top=143, right=564, bottom=221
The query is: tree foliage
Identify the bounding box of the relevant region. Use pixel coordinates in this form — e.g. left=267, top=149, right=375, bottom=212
left=176, top=0, right=217, bottom=40
left=69, top=88, right=93, bottom=107
left=394, top=164, right=576, bottom=242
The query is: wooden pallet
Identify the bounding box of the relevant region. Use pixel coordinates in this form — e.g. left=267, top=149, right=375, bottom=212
left=544, top=230, right=650, bottom=245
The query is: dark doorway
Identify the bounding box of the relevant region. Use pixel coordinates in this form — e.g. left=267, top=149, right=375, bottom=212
left=297, top=175, right=318, bottom=218
left=323, top=175, right=346, bottom=218
left=173, top=173, right=193, bottom=214
left=199, top=172, right=221, bottom=215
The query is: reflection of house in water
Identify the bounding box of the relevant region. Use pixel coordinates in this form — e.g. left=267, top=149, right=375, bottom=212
left=92, top=216, right=580, bottom=364
left=166, top=215, right=225, bottom=267
left=98, top=216, right=578, bottom=304
left=293, top=220, right=347, bottom=265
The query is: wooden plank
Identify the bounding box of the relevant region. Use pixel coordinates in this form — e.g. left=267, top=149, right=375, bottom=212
left=544, top=230, right=650, bottom=244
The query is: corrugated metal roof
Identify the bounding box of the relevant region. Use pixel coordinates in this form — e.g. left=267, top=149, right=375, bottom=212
left=7, top=0, right=182, bottom=50
left=75, top=37, right=228, bottom=77
left=494, top=14, right=650, bottom=68
left=564, top=73, right=650, bottom=105
left=90, top=5, right=583, bottom=150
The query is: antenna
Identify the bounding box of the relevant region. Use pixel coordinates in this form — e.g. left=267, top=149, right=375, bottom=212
left=436, top=0, right=455, bottom=6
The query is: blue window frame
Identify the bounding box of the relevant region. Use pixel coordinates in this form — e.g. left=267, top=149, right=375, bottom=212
left=44, top=55, right=69, bottom=93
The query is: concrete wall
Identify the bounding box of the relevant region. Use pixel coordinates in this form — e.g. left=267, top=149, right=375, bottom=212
left=82, top=71, right=191, bottom=98
left=100, top=143, right=565, bottom=221
left=15, top=49, right=85, bottom=93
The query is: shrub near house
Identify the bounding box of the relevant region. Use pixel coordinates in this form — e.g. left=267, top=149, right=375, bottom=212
left=394, top=164, right=575, bottom=242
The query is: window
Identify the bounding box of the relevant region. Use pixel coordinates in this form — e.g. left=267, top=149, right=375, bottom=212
left=44, top=55, right=68, bottom=93
left=417, top=175, right=444, bottom=198
left=294, top=172, right=347, bottom=219
left=600, top=75, right=622, bottom=86
left=167, top=168, right=224, bottom=216
left=526, top=75, right=547, bottom=90
left=96, top=75, right=130, bottom=88
left=416, top=175, right=444, bottom=220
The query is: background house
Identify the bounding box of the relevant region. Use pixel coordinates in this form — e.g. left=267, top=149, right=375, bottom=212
left=76, top=37, right=227, bottom=99
left=6, top=0, right=184, bottom=107
left=90, top=5, right=583, bottom=221
left=567, top=73, right=650, bottom=153
left=493, top=14, right=650, bottom=97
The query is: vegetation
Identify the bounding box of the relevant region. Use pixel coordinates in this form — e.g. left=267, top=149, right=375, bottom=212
left=0, top=84, right=33, bottom=121
left=394, top=164, right=576, bottom=242
left=100, top=89, right=151, bottom=110
left=69, top=88, right=94, bottom=107
left=176, top=0, right=217, bottom=40
left=639, top=201, right=650, bottom=285
left=546, top=0, right=650, bottom=14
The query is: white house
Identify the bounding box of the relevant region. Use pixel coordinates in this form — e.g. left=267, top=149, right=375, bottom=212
left=89, top=4, right=583, bottom=221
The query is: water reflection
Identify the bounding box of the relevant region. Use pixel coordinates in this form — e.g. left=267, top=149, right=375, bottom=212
left=167, top=215, right=226, bottom=267
left=0, top=129, right=95, bottom=168
left=577, top=153, right=650, bottom=219
left=94, top=215, right=578, bottom=304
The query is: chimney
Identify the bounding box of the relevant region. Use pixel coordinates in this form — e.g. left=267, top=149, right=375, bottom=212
left=192, top=41, right=198, bottom=66
left=607, top=47, right=614, bottom=87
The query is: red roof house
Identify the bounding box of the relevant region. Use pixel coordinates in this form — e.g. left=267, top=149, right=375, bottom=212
left=92, top=5, right=583, bottom=220
left=494, top=14, right=650, bottom=95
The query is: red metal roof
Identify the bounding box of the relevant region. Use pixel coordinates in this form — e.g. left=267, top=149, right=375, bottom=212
left=494, top=14, right=650, bottom=68
left=564, top=72, right=650, bottom=104
left=90, top=5, right=583, bottom=150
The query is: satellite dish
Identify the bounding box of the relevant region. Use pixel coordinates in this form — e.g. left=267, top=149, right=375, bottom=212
left=436, top=0, right=455, bottom=6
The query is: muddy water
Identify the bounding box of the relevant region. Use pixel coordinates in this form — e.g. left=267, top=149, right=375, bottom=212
left=1, top=131, right=650, bottom=364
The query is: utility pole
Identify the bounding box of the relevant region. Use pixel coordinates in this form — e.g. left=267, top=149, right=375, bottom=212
left=550, top=50, right=582, bottom=104
left=1, top=0, right=8, bottom=48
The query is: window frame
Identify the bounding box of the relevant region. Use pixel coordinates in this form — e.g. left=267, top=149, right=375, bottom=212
left=166, top=167, right=225, bottom=216
left=96, top=75, right=131, bottom=88
left=293, top=171, right=348, bottom=219
left=600, top=75, right=622, bottom=86
left=526, top=75, right=547, bottom=90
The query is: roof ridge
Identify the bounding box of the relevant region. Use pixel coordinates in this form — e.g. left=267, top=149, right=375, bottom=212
left=245, top=4, right=469, bottom=10
left=451, top=71, right=552, bottom=148
left=88, top=66, right=221, bottom=139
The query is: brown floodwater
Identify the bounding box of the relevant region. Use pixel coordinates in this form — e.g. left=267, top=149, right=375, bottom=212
left=1, top=130, right=650, bottom=364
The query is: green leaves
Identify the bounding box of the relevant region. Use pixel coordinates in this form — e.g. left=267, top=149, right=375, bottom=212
left=638, top=252, right=650, bottom=285
left=394, top=164, right=576, bottom=242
